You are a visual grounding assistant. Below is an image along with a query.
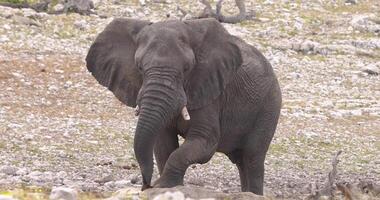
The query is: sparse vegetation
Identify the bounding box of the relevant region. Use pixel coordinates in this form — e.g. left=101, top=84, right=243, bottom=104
left=0, top=0, right=379, bottom=199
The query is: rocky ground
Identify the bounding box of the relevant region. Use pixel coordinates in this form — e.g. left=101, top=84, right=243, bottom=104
left=0, top=0, right=379, bottom=199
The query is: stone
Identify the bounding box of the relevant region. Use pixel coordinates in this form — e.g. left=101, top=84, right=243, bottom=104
left=345, top=0, right=358, bottom=4
left=0, top=6, right=16, bottom=18
left=107, top=187, right=141, bottom=200
left=139, top=0, right=146, bottom=6
left=49, top=187, right=78, bottom=200
left=0, top=36, right=10, bottom=43
left=74, top=20, right=89, bottom=30
left=299, top=40, right=319, bottom=54
left=52, top=4, right=65, bottom=13
left=321, top=100, right=334, bottom=109
left=145, top=186, right=268, bottom=200
left=0, top=195, right=16, bottom=200
left=15, top=168, right=28, bottom=176
left=20, top=8, right=38, bottom=19
left=0, top=166, right=18, bottom=176
left=152, top=191, right=185, bottom=200
left=63, top=0, right=95, bottom=15
left=350, top=15, right=380, bottom=33
left=350, top=110, right=363, bottom=116
left=12, top=16, right=41, bottom=27
left=95, top=174, right=113, bottom=184
left=114, top=180, right=130, bottom=188
left=361, top=63, right=379, bottom=75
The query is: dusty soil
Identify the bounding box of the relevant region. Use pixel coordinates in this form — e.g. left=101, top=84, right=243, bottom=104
left=0, top=0, right=379, bottom=199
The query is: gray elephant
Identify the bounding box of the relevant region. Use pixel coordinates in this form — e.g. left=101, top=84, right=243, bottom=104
left=86, top=18, right=281, bottom=195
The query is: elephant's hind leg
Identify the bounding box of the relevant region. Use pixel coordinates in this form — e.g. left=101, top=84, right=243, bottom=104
left=241, top=105, right=280, bottom=194
left=227, top=150, right=248, bottom=191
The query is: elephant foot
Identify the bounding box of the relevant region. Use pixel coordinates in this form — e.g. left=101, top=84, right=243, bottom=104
left=141, top=184, right=152, bottom=191
left=153, top=176, right=184, bottom=188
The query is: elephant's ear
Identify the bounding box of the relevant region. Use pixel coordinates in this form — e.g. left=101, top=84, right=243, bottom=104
left=86, top=18, right=150, bottom=107
left=184, top=18, right=242, bottom=110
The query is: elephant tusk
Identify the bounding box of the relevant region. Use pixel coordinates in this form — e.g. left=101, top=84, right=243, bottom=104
left=181, top=106, right=190, bottom=121
left=134, top=105, right=140, bottom=116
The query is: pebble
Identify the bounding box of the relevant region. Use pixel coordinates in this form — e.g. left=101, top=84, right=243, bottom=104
left=53, top=4, right=65, bottom=12
left=95, top=174, right=114, bottom=184
left=0, top=195, right=16, bottom=200
left=153, top=191, right=185, bottom=200
left=74, top=20, right=89, bottom=30
left=0, top=166, right=18, bottom=176
left=114, top=180, right=130, bottom=188
left=12, top=15, right=41, bottom=27
left=0, top=36, right=10, bottom=43
left=361, top=63, right=379, bottom=75
left=49, top=187, right=78, bottom=200
left=15, top=168, right=28, bottom=176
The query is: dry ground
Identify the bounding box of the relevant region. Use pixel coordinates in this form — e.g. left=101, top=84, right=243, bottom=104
left=0, top=0, right=379, bottom=199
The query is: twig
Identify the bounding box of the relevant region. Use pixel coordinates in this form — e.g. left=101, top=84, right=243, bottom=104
left=215, top=0, right=224, bottom=16
left=199, top=0, right=212, bottom=9
left=307, top=150, right=342, bottom=199
left=176, top=5, right=187, bottom=20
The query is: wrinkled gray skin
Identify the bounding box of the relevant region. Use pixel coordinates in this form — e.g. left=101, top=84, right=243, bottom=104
left=86, top=18, right=281, bottom=195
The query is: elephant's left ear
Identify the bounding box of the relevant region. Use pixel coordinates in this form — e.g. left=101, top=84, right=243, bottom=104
left=86, top=18, right=150, bottom=107
left=184, top=18, right=243, bottom=110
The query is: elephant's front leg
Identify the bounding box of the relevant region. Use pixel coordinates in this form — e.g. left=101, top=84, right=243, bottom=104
left=153, top=107, right=220, bottom=188
left=154, top=128, right=179, bottom=175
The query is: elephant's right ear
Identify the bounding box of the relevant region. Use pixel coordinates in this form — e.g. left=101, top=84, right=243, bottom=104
left=86, top=18, right=150, bottom=107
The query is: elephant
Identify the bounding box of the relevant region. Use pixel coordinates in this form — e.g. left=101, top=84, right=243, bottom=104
left=85, top=18, right=282, bottom=195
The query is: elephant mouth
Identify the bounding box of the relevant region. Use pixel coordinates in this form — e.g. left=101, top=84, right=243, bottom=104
left=134, top=105, right=190, bottom=121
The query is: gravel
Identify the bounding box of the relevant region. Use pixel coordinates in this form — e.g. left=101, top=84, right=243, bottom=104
left=0, top=0, right=379, bottom=199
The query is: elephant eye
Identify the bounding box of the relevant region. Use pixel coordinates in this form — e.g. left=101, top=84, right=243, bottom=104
left=135, top=61, right=143, bottom=72
left=138, top=64, right=143, bottom=72
left=184, top=64, right=191, bottom=73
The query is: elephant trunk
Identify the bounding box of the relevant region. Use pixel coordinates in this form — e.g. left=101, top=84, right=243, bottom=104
left=133, top=79, right=184, bottom=190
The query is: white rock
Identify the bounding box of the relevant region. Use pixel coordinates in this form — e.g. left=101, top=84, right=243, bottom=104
left=361, top=63, right=379, bottom=75
left=15, top=168, right=28, bottom=176
left=56, top=171, right=68, bottom=178
left=0, top=195, right=16, bottom=200
left=92, top=0, right=101, bottom=7
left=3, top=24, right=11, bottom=30
left=53, top=4, right=65, bottom=12
left=294, top=17, right=304, bottom=31
left=350, top=109, right=363, bottom=116
left=321, top=100, right=334, bottom=109
left=49, top=187, right=78, bottom=200
left=107, top=187, right=140, bottom=200
left=0, top=166, right=18, bottom=176
left=153, top=191, right=185, bottom=200
left=299, top=40, right=319, bottom=53
left=114, top=180, right=130, bottom=188
left=139, top=0, right=146, bottom=6
left=74, top=20, right=89, bottom=30
left=0, top=6, right=16, bottom=18
left=263, top=0, right=274, bottom=5
left=21, top=8, right=37, bottom=18
left=0, top=36, right=10, bottom=43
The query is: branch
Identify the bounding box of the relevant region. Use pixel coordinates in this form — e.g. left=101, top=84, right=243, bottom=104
left=197, top=0, right=254, bottom=24
left=176, top=5, right=187, bottom=20
left=199, top=0, right=212, bottom=9
left=307, top=151, right=342, bottom=199
left=215, top=0, right=223, bottom=15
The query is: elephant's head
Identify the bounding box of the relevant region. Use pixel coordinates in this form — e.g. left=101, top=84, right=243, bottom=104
left=86, top=18, right=242, bottom=189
